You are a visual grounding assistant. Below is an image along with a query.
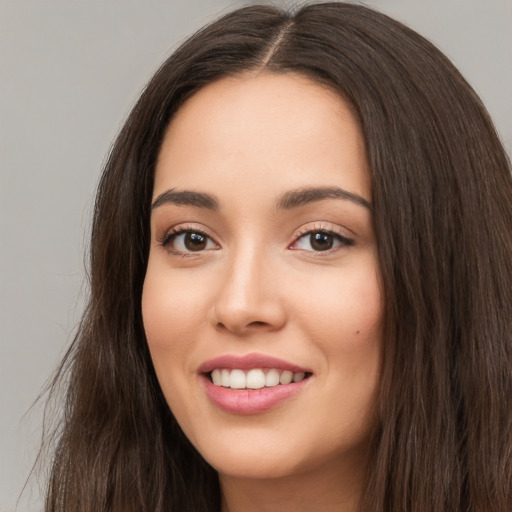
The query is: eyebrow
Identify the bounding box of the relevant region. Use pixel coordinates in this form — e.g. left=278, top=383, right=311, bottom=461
left=151, top=186, right=373, bottom=213
left=275, top=186, right=373, bottom=211
left=151, top=189, right=219, bottom=211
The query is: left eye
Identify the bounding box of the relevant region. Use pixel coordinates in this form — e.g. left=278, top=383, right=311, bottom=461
left=168, top=231, right=217, bottom=252
left=292, top=231, right=352, bottom=252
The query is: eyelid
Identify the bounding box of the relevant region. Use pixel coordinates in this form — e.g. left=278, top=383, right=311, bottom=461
left=289, top=223, right=355, bottom=253
left=156, top=221, right=354, bottom=256
left=157, top=223, right=220, bottom=254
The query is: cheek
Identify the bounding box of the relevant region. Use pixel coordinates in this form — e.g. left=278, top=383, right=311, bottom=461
left=141, top=272, right=201, bottom=429
left=142, top=265, right=206, bottom=341
left=292, top=260, right=383, bottom=347
left=293, top=260, right=383, bottom=409
left=141, top=270, right=199, bottom=379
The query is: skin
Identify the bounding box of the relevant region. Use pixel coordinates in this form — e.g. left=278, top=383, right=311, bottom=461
left=142, top=72, right=383, bottom=512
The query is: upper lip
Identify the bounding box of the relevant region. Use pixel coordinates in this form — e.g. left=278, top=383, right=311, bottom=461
left=198, top=353, right=311, bottom=374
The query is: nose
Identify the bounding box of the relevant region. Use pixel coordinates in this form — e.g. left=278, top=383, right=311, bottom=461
left=208, top=245, right=287, bottom=336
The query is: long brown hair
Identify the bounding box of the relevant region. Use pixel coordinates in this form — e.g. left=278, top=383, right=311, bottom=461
left=44, top=3, right=512, bottom=511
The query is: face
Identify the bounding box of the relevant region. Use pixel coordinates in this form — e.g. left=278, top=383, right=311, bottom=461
left=142, top=72, right=382, bottom=484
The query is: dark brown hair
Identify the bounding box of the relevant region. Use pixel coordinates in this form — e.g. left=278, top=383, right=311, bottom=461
left=44, top=3, right=512, bottom=511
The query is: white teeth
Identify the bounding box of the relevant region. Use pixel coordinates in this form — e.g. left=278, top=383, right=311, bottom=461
left=246, top=369, right=266, bottom=389
left=221, top=369, right=230, bottom=387
left=293, top=372, right=305, bottom=383
left=279, top=371, right=293, bottom=385
left=211, top=369, right=221, bottom=385
left=210, top=368, right=308, bottom=389
left=230, top=369, right=246, bottom=389
left=265, top=369, right=280, bottom=387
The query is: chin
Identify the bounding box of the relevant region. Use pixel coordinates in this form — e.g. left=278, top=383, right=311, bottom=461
left=189, top=432, right=305, bottom=480
left=191, top=426, right=371, bottom=484
left=212, top=454, right=306, bottom=481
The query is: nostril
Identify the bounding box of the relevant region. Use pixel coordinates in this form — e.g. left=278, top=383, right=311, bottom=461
left=248, top=321, right=268, bottom=328
left=214, top=320, right=269, bottom=333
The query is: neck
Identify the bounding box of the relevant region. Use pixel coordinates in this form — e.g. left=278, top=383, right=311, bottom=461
left=219, top=456, right=366, bottom=512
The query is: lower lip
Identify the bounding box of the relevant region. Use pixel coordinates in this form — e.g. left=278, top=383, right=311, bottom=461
left=201, top=375, right=310, bottom=415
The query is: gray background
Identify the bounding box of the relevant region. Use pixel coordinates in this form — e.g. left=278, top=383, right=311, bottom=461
left=1, top=1, right=511, bottom=510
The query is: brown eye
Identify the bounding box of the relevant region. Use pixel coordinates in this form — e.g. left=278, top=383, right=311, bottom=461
left=162, top=229, right=218, bottom=254
left=309, top=232, right=334, bottom=251
left=184, top=232, right=207, bottom=251
left=290, top=229, right=354, bottom=253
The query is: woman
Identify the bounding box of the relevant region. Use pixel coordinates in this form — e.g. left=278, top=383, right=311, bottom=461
left=44, top=3, right=512, bottom=511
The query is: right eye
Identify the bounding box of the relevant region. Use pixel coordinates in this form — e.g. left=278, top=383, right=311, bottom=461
left=160, top=228, right=219, bottom=254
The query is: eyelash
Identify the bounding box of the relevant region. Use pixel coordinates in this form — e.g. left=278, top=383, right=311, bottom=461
left=290, top=226, right=354, bottom=254
left=157, top=226, right=217, bottom=256
left=157, top=225, right=354, bottom=256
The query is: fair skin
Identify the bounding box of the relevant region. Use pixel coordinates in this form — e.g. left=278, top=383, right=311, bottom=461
left=142, top=72, right=383, bottom=512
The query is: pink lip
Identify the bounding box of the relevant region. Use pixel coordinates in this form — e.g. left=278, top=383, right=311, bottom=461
left=198, top=353, right=312, bottom=415
left=201, top=376, right=310, bottom=415
left=198, top=353, right=310, bottom=373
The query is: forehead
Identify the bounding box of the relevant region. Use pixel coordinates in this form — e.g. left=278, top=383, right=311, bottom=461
left=154, top=72, right=370, bottom=203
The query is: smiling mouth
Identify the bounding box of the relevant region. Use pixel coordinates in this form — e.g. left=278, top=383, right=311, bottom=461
left=208, top=368, right=312, bottom=390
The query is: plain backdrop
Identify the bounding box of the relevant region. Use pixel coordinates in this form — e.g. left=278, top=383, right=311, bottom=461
left=1, top=1, right=510, bottom=511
